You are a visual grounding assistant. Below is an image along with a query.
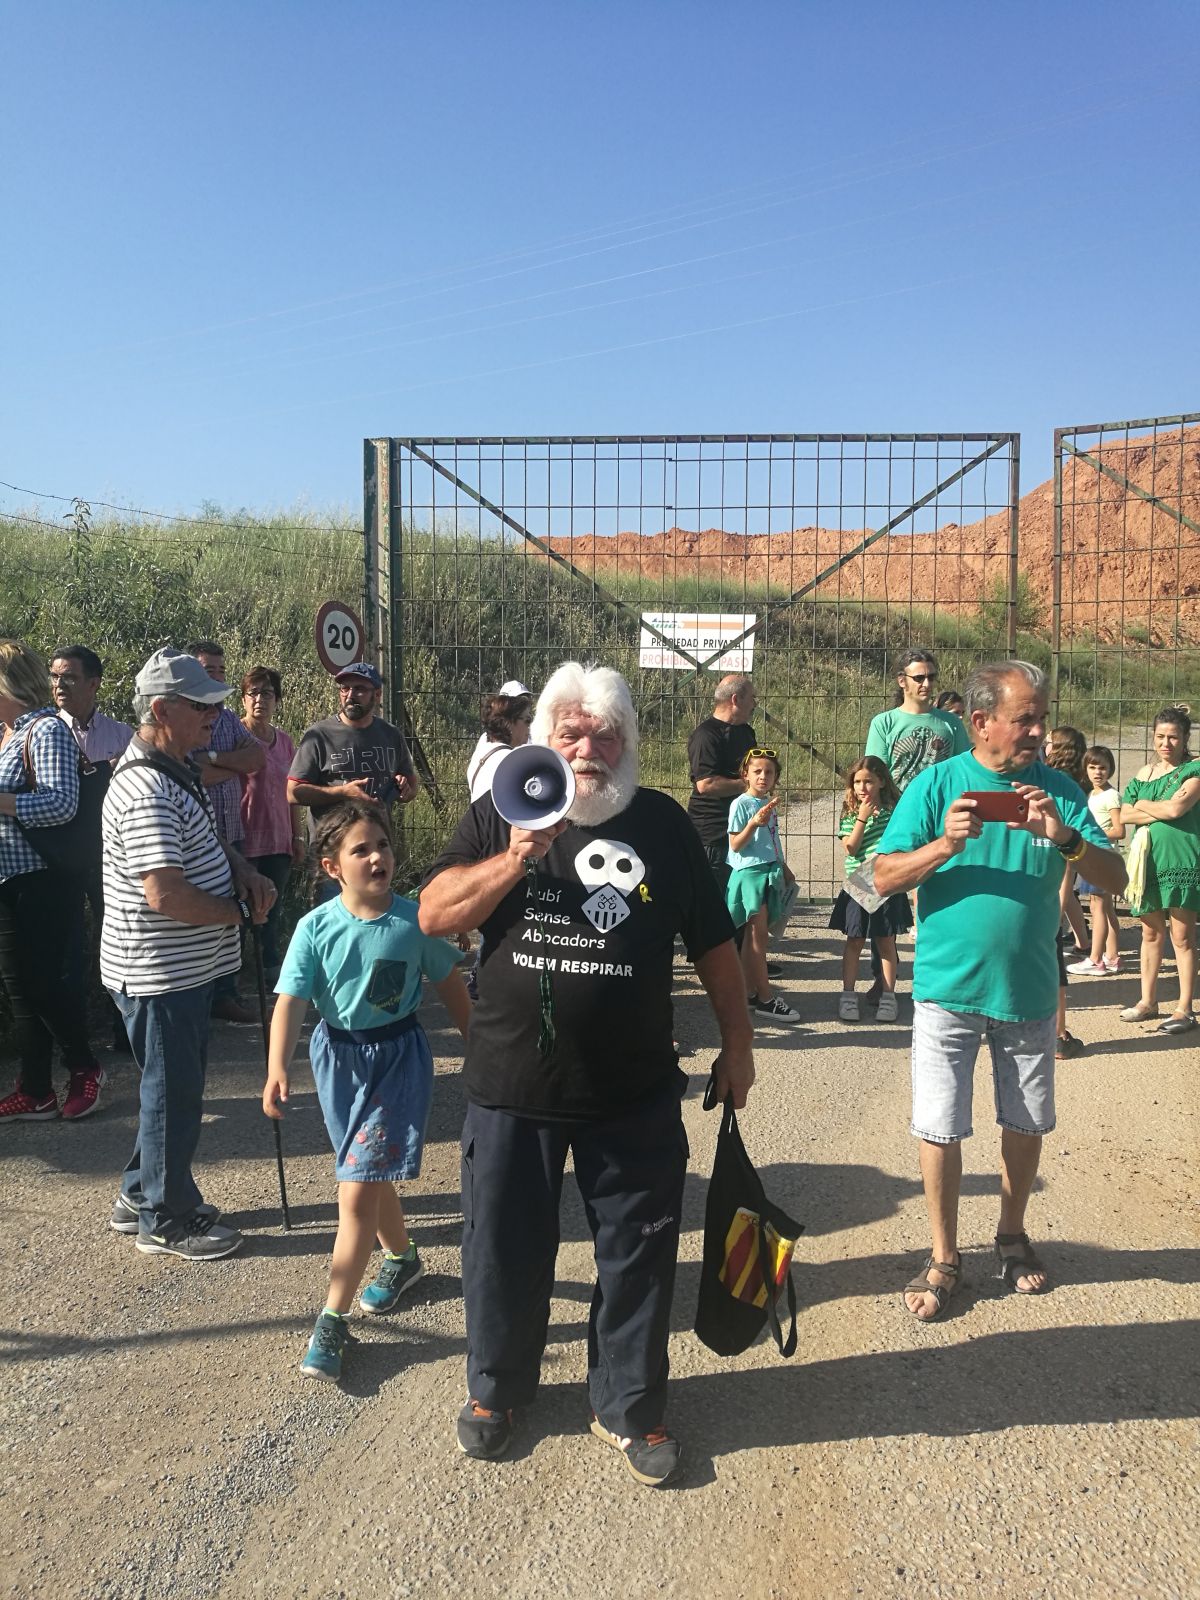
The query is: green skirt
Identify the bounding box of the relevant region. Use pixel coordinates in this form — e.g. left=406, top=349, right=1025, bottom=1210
left=726, top=862, right=786, bottom=929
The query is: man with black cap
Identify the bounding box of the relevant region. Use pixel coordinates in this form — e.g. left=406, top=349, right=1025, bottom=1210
left=102, top=647, right=275, bottom=1260
left=287, top=663, right=419, bottom=843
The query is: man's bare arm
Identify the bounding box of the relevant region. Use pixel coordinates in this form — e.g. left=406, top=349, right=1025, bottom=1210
left=418, top=822, right=567, bottom=937
left=872, top=796, right=980, bottom=896
left=694, top=775, right=744, bottom=798
left=693, top=941, right=755, bottom=1109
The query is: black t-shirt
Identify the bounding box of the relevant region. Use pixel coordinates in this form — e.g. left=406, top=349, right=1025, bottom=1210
left=686, top=717, right=758, bottom=846
left=289, top=714, right=415, bottom=836
left=423, top=787, right=734, bottom=1118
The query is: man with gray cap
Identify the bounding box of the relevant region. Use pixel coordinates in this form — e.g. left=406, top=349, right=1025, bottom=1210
left=102, top=648, right=274, bottom=1260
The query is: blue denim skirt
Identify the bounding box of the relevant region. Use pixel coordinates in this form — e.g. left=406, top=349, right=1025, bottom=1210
left=309, top=1013, right=434, bottom=1182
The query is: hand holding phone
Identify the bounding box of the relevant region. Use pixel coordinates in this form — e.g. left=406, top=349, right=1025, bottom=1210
left=961, top=789, right=1029, bottom=824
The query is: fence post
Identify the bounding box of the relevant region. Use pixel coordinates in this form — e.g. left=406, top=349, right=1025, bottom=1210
left=1050, top=429, right=1064, bottom=720
left=386, top=439, right=403, bottom=728
left=1006, top=435, right=1021, bottom=655
left=362, top=439, right=383, bottom=672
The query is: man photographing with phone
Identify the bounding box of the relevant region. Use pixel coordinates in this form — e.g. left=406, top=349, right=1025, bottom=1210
left=872, top=660, right=1125, bottom=1321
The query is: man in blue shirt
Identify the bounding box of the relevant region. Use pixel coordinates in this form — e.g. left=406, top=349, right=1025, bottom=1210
left=874, top=661, right=1125, bottom=1320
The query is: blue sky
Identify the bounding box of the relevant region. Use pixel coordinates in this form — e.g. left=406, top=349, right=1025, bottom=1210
left=2, top=0, right=1197, bottom=520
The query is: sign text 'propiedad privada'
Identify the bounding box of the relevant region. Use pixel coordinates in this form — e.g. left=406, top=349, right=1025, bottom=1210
left=638, top=613, right=756, bottom=672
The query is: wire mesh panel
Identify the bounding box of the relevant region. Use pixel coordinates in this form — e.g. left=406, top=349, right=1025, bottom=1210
left=372, top=434, right=1021, bottom=895
left=1052, top=413, right=1200, bottom=790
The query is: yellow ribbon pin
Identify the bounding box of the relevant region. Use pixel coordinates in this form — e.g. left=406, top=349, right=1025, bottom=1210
left=638, top=883, right=653, bottom=904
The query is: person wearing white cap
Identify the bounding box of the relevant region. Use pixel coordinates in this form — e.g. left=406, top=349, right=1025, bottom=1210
left=466, top=681, right=533, bottom=802
left=101, top=647, right=276, bottom=1260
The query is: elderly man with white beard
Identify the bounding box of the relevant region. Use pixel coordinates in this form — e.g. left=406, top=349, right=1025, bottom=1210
left=420, top=661, right=754, bottom=1486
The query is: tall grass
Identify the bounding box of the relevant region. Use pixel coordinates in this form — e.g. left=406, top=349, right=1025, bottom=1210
left=2, top=510, right=1187, bottom=890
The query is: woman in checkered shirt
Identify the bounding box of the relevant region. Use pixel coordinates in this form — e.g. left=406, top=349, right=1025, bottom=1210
left=0, top=640, right=102, bottom=1123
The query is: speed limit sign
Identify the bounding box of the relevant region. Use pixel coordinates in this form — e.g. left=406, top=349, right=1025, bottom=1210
left=315, top=600, right=366, bottom=676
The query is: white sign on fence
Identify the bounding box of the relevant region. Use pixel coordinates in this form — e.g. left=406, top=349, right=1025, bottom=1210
left=639, top=612, right=757, bottom=672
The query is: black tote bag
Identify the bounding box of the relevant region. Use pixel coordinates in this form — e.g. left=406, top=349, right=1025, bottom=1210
left=16, top=716, right=104, bottom=878
left=694, top=1077, right=803, bottom=1359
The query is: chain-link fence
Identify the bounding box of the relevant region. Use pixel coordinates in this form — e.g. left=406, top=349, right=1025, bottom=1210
left=1051, top=413, right=1200, bottom=785
left=367, top=433, right=1022, bottom=896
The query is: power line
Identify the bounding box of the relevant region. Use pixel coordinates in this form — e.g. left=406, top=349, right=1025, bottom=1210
left=0, top=480, right=359, bottom=539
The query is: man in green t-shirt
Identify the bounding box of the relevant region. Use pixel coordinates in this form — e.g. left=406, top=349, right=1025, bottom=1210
left=865, top=649, right=970, bottom=792
left=873, top=661, right=1125, bottom=1322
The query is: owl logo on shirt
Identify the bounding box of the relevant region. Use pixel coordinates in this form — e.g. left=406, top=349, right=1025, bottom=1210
left=574, top=840, right=646, bottom=933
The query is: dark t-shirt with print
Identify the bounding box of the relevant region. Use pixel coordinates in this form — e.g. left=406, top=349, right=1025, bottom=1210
left=289, top=714, right=414, bottom=833
left=423, top=787, right=734, bottom=1118
left=686, top=717, right=758, bottom=847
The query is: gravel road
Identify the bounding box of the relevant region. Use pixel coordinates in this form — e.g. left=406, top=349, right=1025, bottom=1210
left=2, top=914, right=1196, bottom=1600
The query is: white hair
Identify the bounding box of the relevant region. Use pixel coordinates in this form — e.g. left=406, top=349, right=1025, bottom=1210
left=530, top=661, right=638, bottom=759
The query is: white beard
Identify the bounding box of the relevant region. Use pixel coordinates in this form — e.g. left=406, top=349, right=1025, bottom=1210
left=567, top=747, right=639, bottom=828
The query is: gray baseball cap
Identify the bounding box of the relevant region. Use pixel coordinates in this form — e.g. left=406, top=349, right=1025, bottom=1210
left=135, top=646, right=230, bottom=704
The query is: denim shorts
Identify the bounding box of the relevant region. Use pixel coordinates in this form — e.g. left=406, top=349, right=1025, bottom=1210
left=910, top=1000, right=1056, bottom=1144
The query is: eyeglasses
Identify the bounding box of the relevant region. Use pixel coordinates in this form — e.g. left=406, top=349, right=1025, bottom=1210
left=906, top=672, right=938, bottom=684
left=49, top=672, right=83, bottom=686
left=178, top=696, right=212, bottom=712
left=746, top=747, right=779, bottom=762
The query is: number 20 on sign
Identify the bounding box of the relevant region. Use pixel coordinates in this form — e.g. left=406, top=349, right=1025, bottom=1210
left=314, top=600, right=366, bottom=676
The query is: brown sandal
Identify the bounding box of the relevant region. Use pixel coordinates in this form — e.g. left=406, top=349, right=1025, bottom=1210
left=902, top=1255, right=961, bottom=1321
left=994, top=1231, right=1047, bottom=1294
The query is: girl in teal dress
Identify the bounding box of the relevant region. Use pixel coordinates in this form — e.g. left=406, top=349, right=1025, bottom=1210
left=1118, top=707, right=1200, bottom=1034
left=726, top=748, right=798, bottom=1023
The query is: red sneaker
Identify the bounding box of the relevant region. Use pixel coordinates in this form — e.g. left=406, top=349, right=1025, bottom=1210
left=0, top=1088, right=59, bottom=1122
left=61, top=1066, right=106, bottom=1121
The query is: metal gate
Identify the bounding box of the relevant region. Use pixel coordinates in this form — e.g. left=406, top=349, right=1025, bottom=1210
left=1052, top=412, right=1200, bottom=784
left=365, top=433, right=1021, bottom=896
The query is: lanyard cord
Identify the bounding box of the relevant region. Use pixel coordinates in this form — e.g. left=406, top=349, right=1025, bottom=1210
left=524, top=860, right=556, bottom=1057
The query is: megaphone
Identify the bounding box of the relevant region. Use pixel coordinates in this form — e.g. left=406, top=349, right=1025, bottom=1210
left=491, top=743, right=576, bottom=829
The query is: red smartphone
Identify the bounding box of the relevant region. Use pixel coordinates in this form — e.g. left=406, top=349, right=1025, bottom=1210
left=962, top=789, right=1029, bottom=824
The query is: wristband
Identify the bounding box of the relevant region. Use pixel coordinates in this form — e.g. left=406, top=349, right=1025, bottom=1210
left=237, top=898, right=253, bottom=926
left=1055, top=829, right=1087, bottom=862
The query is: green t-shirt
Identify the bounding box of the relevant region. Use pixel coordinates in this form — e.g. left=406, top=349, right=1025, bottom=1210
left=277, top=893, right=459, bottom=1031
left=878, top=753, right=1109, bottom=1021
left=838, top=806, right=893, bottom=874
left=865, top=707, right=970, bottom=791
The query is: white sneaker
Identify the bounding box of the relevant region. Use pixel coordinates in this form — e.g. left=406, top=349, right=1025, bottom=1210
left=1067, top=957, right=1108, bottom=976
left=1102, top=956, right=1122, bottom=973
left=837, top=992, right=859, bottom=1022
left=877, top=991, right=899, bottom=1022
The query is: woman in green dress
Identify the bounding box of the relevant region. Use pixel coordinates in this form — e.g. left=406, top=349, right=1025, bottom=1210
left=1118, top=706, right=1200, bottom=1033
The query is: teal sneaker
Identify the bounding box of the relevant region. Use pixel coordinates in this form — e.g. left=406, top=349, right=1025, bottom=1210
left=299, top=1312, right=351, bottom=1382
left=359, top=1247, right=424, bottom=1315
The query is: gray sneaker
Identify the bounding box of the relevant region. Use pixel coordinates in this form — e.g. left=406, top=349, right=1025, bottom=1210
left=110, top=1192, right=220, bottom=1235
left=135, top=1213, right=243, bottom=1260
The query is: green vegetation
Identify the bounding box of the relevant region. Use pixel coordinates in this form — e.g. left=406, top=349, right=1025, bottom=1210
left=2, top=512, right=1189, bottom=892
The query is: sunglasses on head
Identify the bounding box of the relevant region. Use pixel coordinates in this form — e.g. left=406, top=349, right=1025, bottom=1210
left=746, top=747, right=779, bottom=762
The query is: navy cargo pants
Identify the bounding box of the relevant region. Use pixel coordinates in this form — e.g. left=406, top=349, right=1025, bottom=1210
left=461, top=1078, right=689, bottom=1438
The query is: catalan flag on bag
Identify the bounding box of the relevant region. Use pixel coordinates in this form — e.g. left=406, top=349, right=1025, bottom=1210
left=718, top=1208, right=799, bottom=1309
left=695, top=1079, right=803, bottom=1359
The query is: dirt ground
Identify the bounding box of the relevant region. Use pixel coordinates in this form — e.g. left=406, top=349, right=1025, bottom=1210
left=1, top=915, right=1197, bottom=1600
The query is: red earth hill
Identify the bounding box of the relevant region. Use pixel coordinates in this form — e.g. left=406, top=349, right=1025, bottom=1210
left=539, top=425, right=1200, bottom=644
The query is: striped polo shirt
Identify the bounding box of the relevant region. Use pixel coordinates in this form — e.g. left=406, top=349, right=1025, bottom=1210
left=101, top=738, right=240, bottom=996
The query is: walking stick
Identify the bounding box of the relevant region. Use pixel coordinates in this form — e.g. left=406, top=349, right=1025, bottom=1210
left=250, top=922, right=292, bottom=1231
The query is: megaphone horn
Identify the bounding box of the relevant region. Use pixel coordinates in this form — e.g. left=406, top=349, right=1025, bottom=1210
left=490, top=743, right=576, bottom=829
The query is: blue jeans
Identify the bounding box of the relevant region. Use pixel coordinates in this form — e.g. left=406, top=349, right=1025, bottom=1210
left=109, top=981, right=216, bottom=1237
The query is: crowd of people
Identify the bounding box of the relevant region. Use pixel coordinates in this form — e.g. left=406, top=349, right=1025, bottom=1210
left=2, top=630, right=1194, bottom=1489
